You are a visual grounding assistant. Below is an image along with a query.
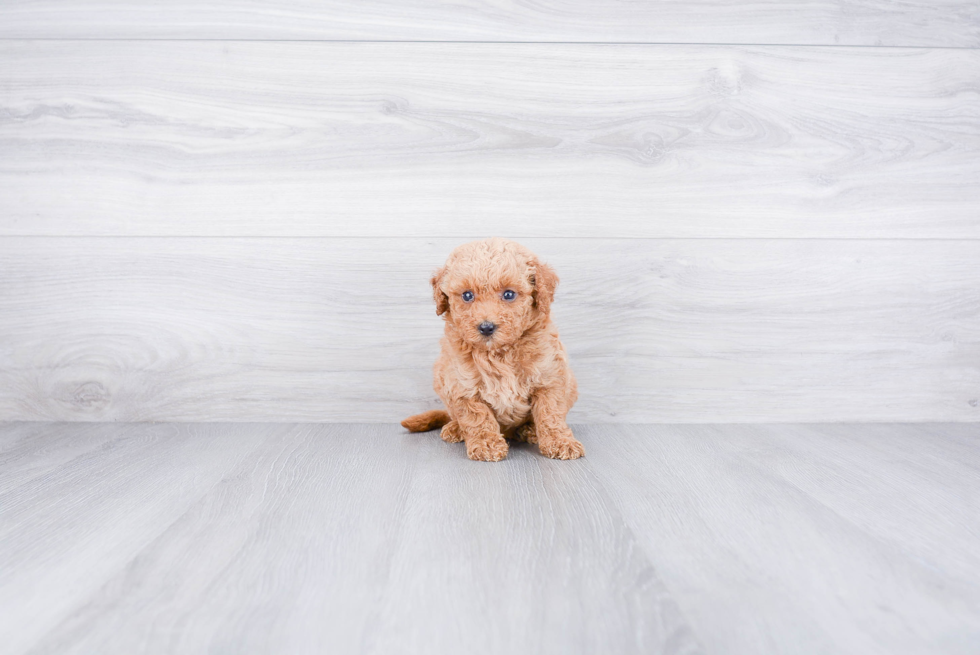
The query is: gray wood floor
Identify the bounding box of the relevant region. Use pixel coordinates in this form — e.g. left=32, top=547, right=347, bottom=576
left=1, top=422, right=977, bottom=654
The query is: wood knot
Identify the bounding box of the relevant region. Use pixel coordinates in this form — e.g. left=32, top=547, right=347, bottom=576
left=72, top=381, right=111, bottom=410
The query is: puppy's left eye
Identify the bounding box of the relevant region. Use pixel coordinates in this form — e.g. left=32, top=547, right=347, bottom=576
left=502, top=290, right=516, bottom=301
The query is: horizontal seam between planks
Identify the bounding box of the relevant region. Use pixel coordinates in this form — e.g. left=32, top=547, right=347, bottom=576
left=2, top=235, right=980, bottom=242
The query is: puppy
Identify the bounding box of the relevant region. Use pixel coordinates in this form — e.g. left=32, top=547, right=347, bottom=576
left=402, top=238, right=584, bottom=462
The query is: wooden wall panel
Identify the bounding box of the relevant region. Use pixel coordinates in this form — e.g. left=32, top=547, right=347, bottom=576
left=1, top=238, right=977, bottom=423
left=0, top=1, right=977, bottom=46
left=2, top=42, right=978, bottom=239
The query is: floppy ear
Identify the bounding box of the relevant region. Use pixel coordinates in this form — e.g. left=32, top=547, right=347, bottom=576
left=530, top=259, right=559, bottom=317
left=431, top=267, right=449, bottom=316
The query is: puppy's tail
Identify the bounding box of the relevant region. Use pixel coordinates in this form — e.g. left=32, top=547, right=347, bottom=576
left=401, top=409, right=450, bottom=433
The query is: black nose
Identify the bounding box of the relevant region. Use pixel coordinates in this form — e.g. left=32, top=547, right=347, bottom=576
left=478, top=321, right=496, bottom=336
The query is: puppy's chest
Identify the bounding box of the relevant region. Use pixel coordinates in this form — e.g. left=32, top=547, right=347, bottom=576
left=473, top=357, right=534, bottom=426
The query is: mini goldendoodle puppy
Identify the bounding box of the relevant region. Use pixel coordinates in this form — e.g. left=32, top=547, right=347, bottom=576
left=401, top=238, right=584, bottom=462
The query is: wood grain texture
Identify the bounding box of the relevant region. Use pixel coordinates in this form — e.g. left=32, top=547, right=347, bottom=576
left=3, top=41, right=979, bottom=239
left=350, top=428, right=698, bottom=655
left=0, top=0, right=977, bottom=46
left=1, top=422, right=699, bottom=655
left=17, top=424, right=425, bottom=655
left=3, top=422, right=978, bottom=654
left=1, top=238, right=977, bottom=423
left=0, top=423, right=276, bottom=654
left=0, top=421, right=112, bottom=494
left=580, top=423, right=980, bottom=655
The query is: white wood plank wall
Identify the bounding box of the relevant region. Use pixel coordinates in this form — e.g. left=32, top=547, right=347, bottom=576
left=1, top=4, right=978, bottom=422
left=1, top=1, right=977, bottom=45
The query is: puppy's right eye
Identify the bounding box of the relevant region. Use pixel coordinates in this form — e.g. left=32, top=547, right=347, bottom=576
left=461, top=290, right=474, bottom=302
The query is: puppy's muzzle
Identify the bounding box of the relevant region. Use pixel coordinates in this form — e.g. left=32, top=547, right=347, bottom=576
left=478, top=321, right=497, bottom=337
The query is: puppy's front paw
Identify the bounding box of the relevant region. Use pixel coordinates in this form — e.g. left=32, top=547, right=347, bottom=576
left=440, top=421, right=463, bottom=443
left=538, top=428, right=585, bottom=460
left=466, top=435, right=509, bottom=462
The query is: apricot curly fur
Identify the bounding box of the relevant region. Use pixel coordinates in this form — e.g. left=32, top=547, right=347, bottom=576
left=402, top=238, right=584, bottom=462
left=440, top=421, right=463, bottom=443
left=400, top=409, right=449, bottom=433
left=514, top=422, right=537, bottom=444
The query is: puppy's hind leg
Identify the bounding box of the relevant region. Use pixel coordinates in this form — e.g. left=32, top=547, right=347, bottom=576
left=440, top=420, right=463, bottom=443
left=513, top=422, right=538, bottom=444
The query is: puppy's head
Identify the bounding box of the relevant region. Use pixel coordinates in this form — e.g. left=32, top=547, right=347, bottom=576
left=431, top=238, right=558, bottom=350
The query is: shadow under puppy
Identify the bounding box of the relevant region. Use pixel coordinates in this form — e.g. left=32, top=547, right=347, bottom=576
left=402, top=238, right=584, bottom=462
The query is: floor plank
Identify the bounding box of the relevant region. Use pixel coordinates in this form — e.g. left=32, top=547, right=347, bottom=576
left=0, top=0, right=976, bottom=46
left=3, top=42, right=979, bottom=239
left=2, top=238, right=977, bottom=423
left=581, top=423, right=980, bottom=655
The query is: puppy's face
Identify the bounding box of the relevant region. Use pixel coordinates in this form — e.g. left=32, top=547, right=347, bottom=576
left=444, top=271, right=534, bottom=349
left=432, top=239, right=557, bottom=350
